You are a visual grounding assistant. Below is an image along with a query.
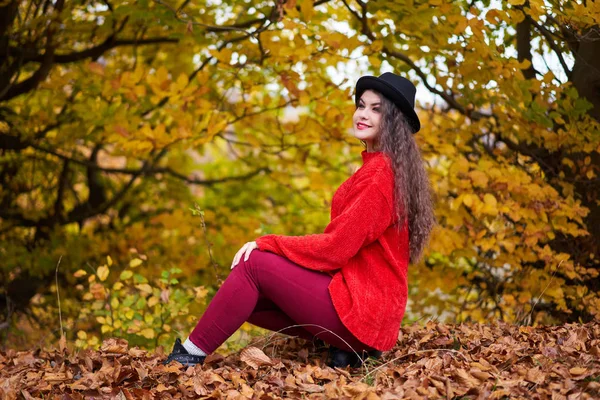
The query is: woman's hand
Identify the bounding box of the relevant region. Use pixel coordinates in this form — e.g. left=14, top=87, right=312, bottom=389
left=231, top=241, right=258, bottom=269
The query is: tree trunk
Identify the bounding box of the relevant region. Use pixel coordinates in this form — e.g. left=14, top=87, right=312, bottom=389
left=569, top=25, right=600, bottom=262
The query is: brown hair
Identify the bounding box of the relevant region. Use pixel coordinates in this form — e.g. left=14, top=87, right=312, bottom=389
left=358, top=92, right=436, bottom=264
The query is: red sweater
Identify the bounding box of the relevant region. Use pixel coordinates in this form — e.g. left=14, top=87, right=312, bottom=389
left=255, top=150, right=409, bottom=351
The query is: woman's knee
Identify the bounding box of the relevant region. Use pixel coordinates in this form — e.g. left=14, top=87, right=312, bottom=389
left=233, top=249, right=268, bottom=280
left=240, top=249, right=277, bottom=271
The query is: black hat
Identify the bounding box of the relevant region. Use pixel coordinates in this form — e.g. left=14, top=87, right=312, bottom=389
left=354, top=72, right=421, bottom=134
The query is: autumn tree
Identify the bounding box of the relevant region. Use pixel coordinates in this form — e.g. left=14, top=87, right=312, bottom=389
left=0, top=0, right=598, bottom=346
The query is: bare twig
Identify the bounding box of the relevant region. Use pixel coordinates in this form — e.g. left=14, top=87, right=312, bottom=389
left=360, top=348, right=471, bottom=383
left=523, top=260, right=563, bottom=325
left=55, top=255, right=64, bottom=338
left=191, top=203, right=223, bottom=285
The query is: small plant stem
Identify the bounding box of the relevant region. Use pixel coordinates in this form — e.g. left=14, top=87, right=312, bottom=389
left=55, top=255, right=64, bottom=339
left=192, top=202, right=223, bottom=285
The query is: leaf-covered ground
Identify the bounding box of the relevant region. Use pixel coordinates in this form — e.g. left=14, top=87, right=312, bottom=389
left=1, top=322, right=599, bottom=399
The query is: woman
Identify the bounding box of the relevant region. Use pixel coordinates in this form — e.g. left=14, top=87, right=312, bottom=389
left=164, top=72, right=436, bottom=368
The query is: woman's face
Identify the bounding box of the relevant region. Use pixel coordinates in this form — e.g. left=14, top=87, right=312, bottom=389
left=353, top=90, right=382, bottom=151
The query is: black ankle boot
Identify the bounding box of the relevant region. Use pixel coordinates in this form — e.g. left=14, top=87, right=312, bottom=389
left=326, top=346, right=382, bottom=368
left=163, top=338, right=206, bottom=367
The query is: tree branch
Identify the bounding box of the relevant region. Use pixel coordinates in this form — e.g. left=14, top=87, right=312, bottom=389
left=530, top=17, right=572, bottom=79
left=7, top=37, right=179, bottom=64
left=162, top=165, right=271, bottom=185
left=53, top=159, right=69, bottom=221
left=0, top=0, right=65, bottom=102
left=516, top=9, right=537, bottom=80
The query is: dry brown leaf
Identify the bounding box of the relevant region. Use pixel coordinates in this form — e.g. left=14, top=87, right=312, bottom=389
left=240, top=346, right=274, bottom=369
left=284, top=373, right=297, bottom=388
left=205, top=372, right=226, bottom=385
left=569, top=367, right=587, bottom=375
left=128, top=347, right=145, bottom=358
left=454, top=368, right=480, bottom=387
left=20, top=390, right=35, bottom=400
left=470, top=369, right=492, bottom=381
left=100, top=338, right=129, bottom=354
left=298, top=382, right=325, bottom=393
left=59, top=335, right=67, bottom=353
left=525, top=366, right=546, bottom=384
left=418, top=334, right=433, bottom=344
left=488, top=389, right=512, bottom=399
left=43, top=372, right=70, bottom=382
left=297, top=347, right=309, bottom=362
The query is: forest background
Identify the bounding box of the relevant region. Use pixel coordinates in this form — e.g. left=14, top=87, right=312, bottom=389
left=0, top=0, right=599, bottom=353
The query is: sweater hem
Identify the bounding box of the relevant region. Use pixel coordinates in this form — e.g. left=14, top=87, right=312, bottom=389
left=327, top=283, right=397, bottom=352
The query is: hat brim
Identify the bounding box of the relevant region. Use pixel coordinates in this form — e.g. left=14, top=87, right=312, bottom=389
left=355, top=76, right=421, bottom=133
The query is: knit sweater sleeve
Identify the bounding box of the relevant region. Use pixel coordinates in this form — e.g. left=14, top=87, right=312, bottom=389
left=255, top=172, right=393, bottom=271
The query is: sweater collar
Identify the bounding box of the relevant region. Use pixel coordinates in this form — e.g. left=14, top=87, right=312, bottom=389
left=361, top=149, right=383, bottom=163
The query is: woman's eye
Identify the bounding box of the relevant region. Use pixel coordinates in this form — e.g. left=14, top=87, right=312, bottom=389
left=373, top=108, right=380, bottom=112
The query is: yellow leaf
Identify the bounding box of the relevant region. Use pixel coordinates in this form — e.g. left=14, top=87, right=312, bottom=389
left=468, top=170, right=489, bottom=187
left=97, top=265, right=109, bottom=282
left=463, top=194, right=475, bottom=207
left=111, top=297, right=120, bottom=309
left=484, top=193, right=497, bottom=207
left=134, top=85, right=147, bottom=97
left=453, top=18, right=468, bottom=34
left=482, top=193, right=498, bottom=216
left=130, top=258, right=143, bottom=268
left=502, top=240, right=516, bottom=253
left=148, top=296, right=159, bottom=307
left=77, top=330, right=87, bottom=340
left=545, top=285, right=564, bottom=299
left=517, top=59, right=531, bottom=70
left=300, top=0, right=314, bottom=21
left=113, top=282, right=124, bottom=290
left=120, top=270, right=133, bottom=280
left=368, top=54, right=382, bottom=69
left=173, top=73, right=189, bottom=91
left=371, top=39, right=384, bottom=52
left=107, top=256, right=113, bottom=267
left=136, top=283, right=153, bottom=294
left=140, top=328, right=155, bottom=339
left=156, top=66, right=169, bottom=84
left=74, top=269, right=87, bottom=278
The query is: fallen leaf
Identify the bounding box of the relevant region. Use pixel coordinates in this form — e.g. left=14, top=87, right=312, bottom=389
left=240, top=347, right=274, bottom=369
left=101, top=338, right=129, bottom=354
left=569, top=367, right=587, bottom=375
left=298, top=382, right=325, bottom=393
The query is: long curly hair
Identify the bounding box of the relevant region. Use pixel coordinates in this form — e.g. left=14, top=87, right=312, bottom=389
left=358, top=92, right=436, bottom=264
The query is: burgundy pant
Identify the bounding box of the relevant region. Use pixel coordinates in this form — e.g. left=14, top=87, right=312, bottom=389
left=188, top=249, right=375, bottom=354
